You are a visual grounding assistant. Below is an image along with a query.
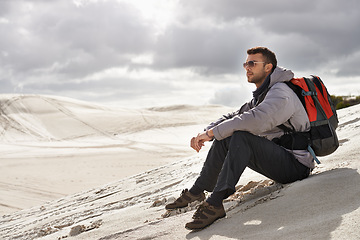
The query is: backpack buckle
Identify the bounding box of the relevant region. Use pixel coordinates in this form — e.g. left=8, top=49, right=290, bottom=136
left=301, top=90, right=317, bottom=96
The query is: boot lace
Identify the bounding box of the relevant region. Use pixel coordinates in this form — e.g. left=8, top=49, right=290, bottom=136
left=193, top=204, right=208, bottom=219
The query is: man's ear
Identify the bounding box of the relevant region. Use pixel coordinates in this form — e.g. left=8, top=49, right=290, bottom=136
left=265, top=63, right=273, bottom=73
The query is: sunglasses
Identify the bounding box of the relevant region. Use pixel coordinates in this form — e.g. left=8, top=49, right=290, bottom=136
left=243, top=61, right=266, bottom=68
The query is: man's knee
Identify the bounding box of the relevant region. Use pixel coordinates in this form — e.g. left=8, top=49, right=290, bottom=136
left=212, top=135, right=231, bottom=149
left=230, top=131, right=263, bottom=149
left=212, top=131, right=255, bottom=150
left=232, top=131, right=253, bottom=141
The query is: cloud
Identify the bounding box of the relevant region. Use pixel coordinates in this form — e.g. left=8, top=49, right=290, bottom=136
left=0, top=1, right=154, bottom=76
left=177, top=0, right=360, bottom=71
left=334, top=50, right=360, bottom=77
left=154, top=25, right=245, bottom=74
left=209, top=85, right=253, bottom=107
left=0, top=0, right=359, bottom=107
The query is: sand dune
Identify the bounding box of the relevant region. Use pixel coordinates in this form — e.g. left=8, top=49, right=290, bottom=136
left=0, top=95, right=359, bottom=240
left=0, top=94, right=231, bottom=214
left=0, top=94, right=229, bottom=141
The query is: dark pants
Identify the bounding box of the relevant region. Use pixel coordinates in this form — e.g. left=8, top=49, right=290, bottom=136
left=193, top=131, right=311, bottom=199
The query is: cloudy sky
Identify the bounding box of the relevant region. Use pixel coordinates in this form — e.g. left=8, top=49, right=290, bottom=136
left=1, top=0, right=359, bottom=108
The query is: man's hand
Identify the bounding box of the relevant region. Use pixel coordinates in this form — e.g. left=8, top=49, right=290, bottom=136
left=190, top=129, right=214, bottom=152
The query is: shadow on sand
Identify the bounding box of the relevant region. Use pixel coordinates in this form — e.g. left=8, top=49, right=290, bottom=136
left=187, top=167, right=360, bottom=240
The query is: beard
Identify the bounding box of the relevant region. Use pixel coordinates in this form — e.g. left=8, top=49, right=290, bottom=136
left=247, top=69, right=268, bottom=87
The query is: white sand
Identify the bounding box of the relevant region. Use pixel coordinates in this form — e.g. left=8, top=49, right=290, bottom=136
left=0, top=94, right=230, bottom=214
left=0, top=94, right=359, bottom=240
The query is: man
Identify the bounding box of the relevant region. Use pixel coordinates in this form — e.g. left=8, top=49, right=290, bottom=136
left=165, top=47, right=314, bottom=230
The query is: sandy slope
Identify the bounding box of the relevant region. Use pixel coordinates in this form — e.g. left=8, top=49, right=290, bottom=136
left=0, top=95, right=359, bottom=240
left=0, top=94, right=231, bottom=214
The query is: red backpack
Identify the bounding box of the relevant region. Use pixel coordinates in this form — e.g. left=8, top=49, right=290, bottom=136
left=283, top=76, right=339, bottom=163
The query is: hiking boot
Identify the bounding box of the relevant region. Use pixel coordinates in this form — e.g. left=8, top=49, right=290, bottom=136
left=165, top=189, right=205, bottom=210
left=185, top=201, right=226, bottom=230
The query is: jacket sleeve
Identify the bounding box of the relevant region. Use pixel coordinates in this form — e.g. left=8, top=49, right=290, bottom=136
left=205, top=100, right=254, bottom=131
left=212, top=83, right=297, bottom=140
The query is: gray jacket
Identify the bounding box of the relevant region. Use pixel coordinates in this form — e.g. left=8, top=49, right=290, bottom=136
left=207, top=66, right=314, bottom=169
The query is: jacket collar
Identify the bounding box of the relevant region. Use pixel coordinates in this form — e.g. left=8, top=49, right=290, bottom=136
left=269, top=66, right=294, bottom=87
left=252, top=66, right=294, bottom=104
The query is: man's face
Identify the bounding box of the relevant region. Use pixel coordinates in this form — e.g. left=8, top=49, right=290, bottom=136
left=244, top=53, right=270, bottom=88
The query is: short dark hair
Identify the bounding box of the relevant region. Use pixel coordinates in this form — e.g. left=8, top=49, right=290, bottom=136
left=247, top=47, right=277, bottom=71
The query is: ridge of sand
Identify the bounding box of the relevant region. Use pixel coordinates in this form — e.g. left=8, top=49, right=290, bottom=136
left=0, top=94, right=232, bottom=214
left=0, top=95, right=359, bottom=240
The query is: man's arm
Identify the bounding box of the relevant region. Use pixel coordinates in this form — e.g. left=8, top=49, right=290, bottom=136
left=191, top=101, right=254, bottom=152
left=205, top=101, right=253, bottom=131
left=212, top=83, right=297, bottom=140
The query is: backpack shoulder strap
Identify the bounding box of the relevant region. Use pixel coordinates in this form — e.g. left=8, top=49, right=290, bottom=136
left=277, top=119, right=295, bottom=133
left=303, top=76, right=330, bottom=121
left=285, top=79, right=307, bottom=109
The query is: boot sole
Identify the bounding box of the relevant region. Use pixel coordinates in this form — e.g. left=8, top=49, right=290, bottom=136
left=185, top=214, right=226, bottom=231
left=165, top=198, right=205, bottom=210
